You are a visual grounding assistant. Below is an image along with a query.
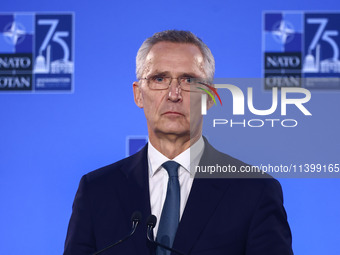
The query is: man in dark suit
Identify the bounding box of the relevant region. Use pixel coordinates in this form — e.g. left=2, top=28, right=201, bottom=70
left=64, top=30, right=293, bottom=255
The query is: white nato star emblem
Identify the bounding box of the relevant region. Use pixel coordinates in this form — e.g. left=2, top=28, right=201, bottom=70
left=3, top=22, right=26, bottom=45
left=272, top=20, right=295, bottom=44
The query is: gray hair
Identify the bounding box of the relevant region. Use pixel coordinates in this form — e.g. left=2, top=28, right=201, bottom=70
left=136, top=30, right=215, bottom=82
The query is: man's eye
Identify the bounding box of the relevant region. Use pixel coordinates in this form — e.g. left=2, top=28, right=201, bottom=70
left=152, top=77, right=165, bottom=83
left=182, top=77, right=194, bottom=84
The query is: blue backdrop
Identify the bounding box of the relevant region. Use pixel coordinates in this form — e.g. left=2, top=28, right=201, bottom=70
left=0, top=0, right=339, bottom=254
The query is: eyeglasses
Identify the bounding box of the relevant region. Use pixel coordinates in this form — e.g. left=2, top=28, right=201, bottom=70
left=141, top=75, right=208, bottom=92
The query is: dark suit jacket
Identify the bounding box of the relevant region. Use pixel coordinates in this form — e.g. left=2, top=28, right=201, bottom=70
left=64, top=139, right=293, bottom=255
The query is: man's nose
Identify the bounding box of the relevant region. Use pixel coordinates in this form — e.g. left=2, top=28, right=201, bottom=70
left=168, top=78, right=182, bottom=102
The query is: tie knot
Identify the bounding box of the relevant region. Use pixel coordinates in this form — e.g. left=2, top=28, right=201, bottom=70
left=162, top=161, right=180, bottom=177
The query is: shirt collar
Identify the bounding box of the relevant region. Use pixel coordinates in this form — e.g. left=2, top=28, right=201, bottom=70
left=147, top=136, right=204, bottom=177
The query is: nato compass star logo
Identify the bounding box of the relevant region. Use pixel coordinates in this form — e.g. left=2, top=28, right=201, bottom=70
left=272, top=20, right=295, bottom=45
left=264, top=13, right=302, bottom=52
left=3, top=21, right=26, bottom=45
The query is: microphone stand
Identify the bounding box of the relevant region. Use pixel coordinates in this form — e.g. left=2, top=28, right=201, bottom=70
left=146, top=215, right=185, bottom=255
left=92, top=211, right=141, bottom=255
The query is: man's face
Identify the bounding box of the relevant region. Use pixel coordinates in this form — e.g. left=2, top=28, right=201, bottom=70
left=133, top=42, right=210, bottom=141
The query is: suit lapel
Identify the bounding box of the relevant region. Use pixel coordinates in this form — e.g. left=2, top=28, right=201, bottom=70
left=172, top=139, right=232, bottom=254
left=116, top=144, right=153, bottom=254
left=173, top=179, right=230, bottom=254
left=124, top=144, right=151, bottom=216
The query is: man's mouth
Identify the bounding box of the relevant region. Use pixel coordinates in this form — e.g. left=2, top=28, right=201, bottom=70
left=162, top=111, right=184, bottom=116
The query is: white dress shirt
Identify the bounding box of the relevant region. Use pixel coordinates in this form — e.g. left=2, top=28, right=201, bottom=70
left=147, top=136, right=204, bottom=236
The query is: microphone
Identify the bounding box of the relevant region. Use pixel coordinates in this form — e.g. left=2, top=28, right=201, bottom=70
left=146, top=215, right=185, bottom=255
left=92, top=211, right=142, bottom=255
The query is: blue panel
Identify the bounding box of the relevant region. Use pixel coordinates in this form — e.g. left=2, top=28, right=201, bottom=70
left=0, top=14, right=13, bottom=31
left=284, top=13, right=303, bottom=32
left=285, top=32, right=302, bottom=52
left=15, top=13, right=34, bottom=33
left=15, top=33, right=32, bottom=52
left=265, top=32, right=283, bottom=51
left=264, top=13, right=282, bottom=31
left=0, top=34, right=14, bottom=52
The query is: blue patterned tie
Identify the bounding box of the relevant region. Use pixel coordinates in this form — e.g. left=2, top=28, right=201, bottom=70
left=156, top=161, right=180, bottom=255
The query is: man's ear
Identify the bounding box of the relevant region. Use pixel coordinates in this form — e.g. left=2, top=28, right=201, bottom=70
left=207, top=94, right=215, bottom=110
left=133, top=81, right=144, bottom=108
